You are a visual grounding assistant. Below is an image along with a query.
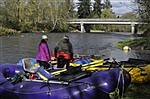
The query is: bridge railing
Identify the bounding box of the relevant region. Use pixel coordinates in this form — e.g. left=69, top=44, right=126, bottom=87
left=68, top=18, right=138, bottom=22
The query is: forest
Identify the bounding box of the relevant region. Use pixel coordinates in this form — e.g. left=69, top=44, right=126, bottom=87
left=0, top=0, right=149, bottom=35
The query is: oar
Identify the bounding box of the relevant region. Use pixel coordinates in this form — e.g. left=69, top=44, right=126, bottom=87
left=25, top=79, right=69, bottom=85
left=51, top=60, right=104, bottom=75
left=51, top=58, right=110, bottom=75
left=51, top=69, right=67, bottom=75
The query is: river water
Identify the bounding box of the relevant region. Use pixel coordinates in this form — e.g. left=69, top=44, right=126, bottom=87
left=0, top=32, right=150, bottom=64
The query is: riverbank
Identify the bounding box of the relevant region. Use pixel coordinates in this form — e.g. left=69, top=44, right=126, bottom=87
left=116, top=37, right=150, bottom=50
left=0, top=27, right=20, bottom=36
left=115, top=35, right=150, bottom=99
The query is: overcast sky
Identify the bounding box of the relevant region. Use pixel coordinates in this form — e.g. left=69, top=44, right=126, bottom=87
left=73, top=0, right=137, bottom=16
left=110, top=0, right=136, bottom=15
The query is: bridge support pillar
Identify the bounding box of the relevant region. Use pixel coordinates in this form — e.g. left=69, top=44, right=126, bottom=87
left=131, top=24, right=135, bottom=34
left=80, top=22, right=85, bottom=33
left=131, top=24, right=137, bottom=34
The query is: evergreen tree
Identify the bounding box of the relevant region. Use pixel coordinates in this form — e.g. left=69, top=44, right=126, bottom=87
left=77, top=0, right=92, bottom=32
left=93, top=0, right=102, bottom=18
left=67, top=0, right=76, bottom=18
left=77, top=0, right=91, bottom=18
left=103, top=0, right=112, bottom=9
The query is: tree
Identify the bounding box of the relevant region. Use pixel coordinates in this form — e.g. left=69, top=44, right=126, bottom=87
left=121, top=12, right=137, bottom=19
left=0, top=0, right=70, bottom=32
left=135, top=0, right=150, bottom=30
left=77, top=0, right=91, bottom=18
left=100, top=8, right=116, bottom=32
left=1, top=0, right=23, bottom=29
left=101, top=9, right=115, bottom=18
left=119, top=12, right=137, bottom=32
left=48, top=0, right=70, bottom=32
left=26, top=0, right=39, bottom=26
left=68, top=0, right=77, bottom=18
left=103, top=0, right=112, bottom=9
left=93, top=0, right=102, bottom=18
left=77, top=0, right=92, bottom=32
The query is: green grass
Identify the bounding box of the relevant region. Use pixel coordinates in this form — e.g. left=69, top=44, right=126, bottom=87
left=116, top=37, right=150, bottom=50
left=124, top=83, right=150, bottom=99
left=90, top=30, right=105, bottom=32
left=0, top=27, right=20, bottom=36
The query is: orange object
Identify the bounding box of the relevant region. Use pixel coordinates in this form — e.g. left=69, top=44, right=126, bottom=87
left=29, top=74, right=37, bottom=80
left=57, top=52, right=71, bottom=60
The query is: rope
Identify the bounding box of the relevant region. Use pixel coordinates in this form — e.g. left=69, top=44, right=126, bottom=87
left=114, top=65, right=125, bottom=99
left=109, top=58, right=126, bottom=99
left=121, top=67, right=125, bottom=99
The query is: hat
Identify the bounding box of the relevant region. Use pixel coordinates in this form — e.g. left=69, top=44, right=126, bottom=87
left=42, top=35, right=48, bottom=40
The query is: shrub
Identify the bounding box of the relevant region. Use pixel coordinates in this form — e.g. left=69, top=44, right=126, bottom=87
left=0, top=27, right=20, bottom=36
left=19, top=22, right=33, bottom=33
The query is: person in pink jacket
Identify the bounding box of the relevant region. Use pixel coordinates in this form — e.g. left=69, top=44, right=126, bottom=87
left=36, top=35, right=51, bottom=69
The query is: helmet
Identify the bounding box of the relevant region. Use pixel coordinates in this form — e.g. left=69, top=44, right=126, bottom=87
left=42, top=35, right=48, bottom=40
left=63, top=35, right=69, bottom=40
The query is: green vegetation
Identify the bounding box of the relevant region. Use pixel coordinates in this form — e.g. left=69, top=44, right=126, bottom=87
left=116, top=37, right=150, bottom=50
left=77, top=0, right=91, bottom=18
left=0, top=0, right=70, bottom=34
left=135, top=0, right=150, bottom=30
left=115, top=0, right=150, bottom=50
left=92, top=0, right=102, bottom=17
left=0, top=0, right=139, bottom=35
left=77, top=0, right=91, bottom=32
left=0, top=27, right=20, bottom=36
left=0, top=0, right=149, bottom=35
left=77, top=0, right=138, bottom=33
left=124, top=83, right=150, bottom=99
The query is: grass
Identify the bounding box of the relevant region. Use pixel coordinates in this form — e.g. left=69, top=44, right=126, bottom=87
left=90, top=30, right=105, bottom=32
left=0, top=27, right=20, bottom=36
left=116, top=37, right=150, bottom=50
left=124, top=83, right=150, bottom=99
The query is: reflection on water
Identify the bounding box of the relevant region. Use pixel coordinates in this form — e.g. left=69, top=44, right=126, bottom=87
left=0, top=32, right=150, bottom=63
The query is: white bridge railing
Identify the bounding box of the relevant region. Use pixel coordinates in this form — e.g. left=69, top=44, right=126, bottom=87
left=67, top=18, right=143, bottom=33
left=68, top=18, right=138, bottom=22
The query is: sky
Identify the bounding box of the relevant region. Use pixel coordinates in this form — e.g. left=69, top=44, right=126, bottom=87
left=73, top=0, right=137, bottom=16
left=109, top=0, right=136, bottom=15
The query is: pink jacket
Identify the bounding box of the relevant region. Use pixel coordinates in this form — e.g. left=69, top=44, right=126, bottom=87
left=36, top=42, right=51, bottom=62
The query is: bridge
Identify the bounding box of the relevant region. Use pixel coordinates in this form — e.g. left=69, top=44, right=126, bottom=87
left=67, top=19, right=143, bottom=34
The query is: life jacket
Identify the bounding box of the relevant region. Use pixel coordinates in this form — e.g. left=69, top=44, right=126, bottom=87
left=57, top=52, right=71, bottom=60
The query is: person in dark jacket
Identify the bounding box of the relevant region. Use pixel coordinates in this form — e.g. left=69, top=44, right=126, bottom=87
left=54, top=35, right=73, bottom=69
left=36, top=35, right=51, bottom=69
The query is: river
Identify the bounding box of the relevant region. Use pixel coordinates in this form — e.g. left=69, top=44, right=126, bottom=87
left=0, top=32, right=150, bottom=64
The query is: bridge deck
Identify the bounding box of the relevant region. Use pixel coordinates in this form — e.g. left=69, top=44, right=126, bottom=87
left=68, top=19, right=141, bottom=25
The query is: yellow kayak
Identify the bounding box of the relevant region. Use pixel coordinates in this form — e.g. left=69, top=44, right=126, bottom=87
left=125, top=64, right=150, bottom=83
left=70, top=58, right=150, bottom=83
left=51, top=57, right=150, bottom=83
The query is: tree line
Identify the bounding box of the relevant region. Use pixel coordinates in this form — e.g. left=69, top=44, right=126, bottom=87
left=0, top=0, right=149, bottom=34
left=135, top=0, right=150, bottom=34
left=0, top=0, right=70, bottom=33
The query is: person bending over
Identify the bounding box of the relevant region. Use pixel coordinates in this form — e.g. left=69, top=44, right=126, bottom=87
left=54, top=35, right=73, bottom=69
